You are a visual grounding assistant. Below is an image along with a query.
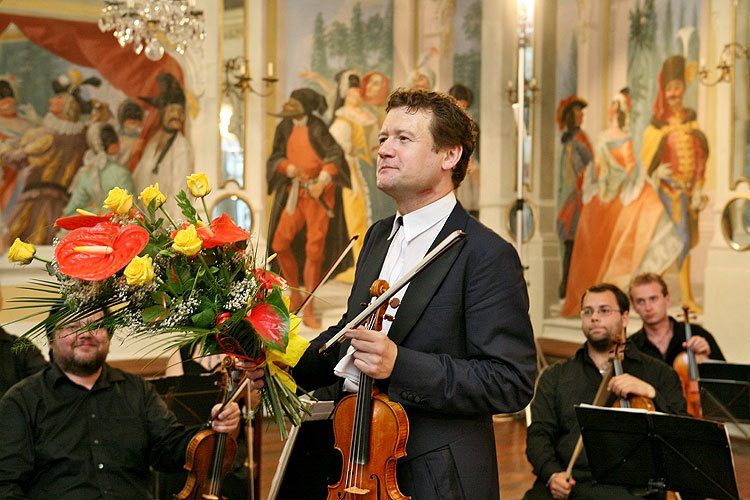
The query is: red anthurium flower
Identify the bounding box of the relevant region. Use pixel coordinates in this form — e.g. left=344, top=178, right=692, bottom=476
left=203, top=213, right=250, bottom=249
left=169, top=214, right=249, bottom=249
left=55, top=213, right=112, bottom=230
left=55, top=222, right=149, bottom=281
left=247, top=303, right=288, bottom=352
left=254, top=268, right=288, bottom=290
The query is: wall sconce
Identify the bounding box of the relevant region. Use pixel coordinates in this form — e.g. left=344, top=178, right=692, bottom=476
left=223, top=56, right=278, bottom=98
left=698, top=42, right=750, bottom=86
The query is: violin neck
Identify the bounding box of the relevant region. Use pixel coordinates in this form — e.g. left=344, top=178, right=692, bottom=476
left=350, top=372, right=375, bottom=466
left=685, top=322, right=699, bottom=381
left=612, top=357, right=631, bottom=408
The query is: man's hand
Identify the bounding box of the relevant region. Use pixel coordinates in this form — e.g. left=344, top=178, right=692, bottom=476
left=210, top=402, right=241, bottom=434
left=684, top=335, right=711, bottom=359
left=307, top=179, right=327, bottom=199
left=608, top=373, right=656, bottom=400
left=347, top=326, right=398, bottom=379
left=651, top=162, right=672, bottom=183
left=548, top=472, right=575, bottom=500
left=234, top=359, right=265, bottom=389
left=690, top=188, right=706, bottom=211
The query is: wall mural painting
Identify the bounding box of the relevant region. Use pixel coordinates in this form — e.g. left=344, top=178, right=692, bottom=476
left=556, top=0, right=705, bottom=317
left=267, top=0, right=482, bottom=327
left=0, top=15, right=186, bottom=251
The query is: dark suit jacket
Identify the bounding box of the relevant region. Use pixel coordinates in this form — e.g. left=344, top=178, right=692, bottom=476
left=293, top=202, right=537, bottom=499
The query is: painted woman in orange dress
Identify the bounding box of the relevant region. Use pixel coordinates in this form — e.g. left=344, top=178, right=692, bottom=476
left=561, top=89, right=681, bottom=317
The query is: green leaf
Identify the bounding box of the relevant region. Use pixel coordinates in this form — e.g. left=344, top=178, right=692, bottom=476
left=142, top=305, right=167, bottom=324
left=175, top=190, right=199, bottom=224
left=191, top=303, right=216, bottom=328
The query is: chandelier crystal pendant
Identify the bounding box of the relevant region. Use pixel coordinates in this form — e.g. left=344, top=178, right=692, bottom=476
left=98, top=0, right=205, bottom=61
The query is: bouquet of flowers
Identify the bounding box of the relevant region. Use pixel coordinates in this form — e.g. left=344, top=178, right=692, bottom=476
left=7, top=173, right=311, bottom=437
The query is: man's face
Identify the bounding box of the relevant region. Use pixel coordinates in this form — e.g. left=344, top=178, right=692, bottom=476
left=630, top=282, right=670, bottom=327
left=123, top=118, right=142, bottom=134
left=412, top=73, right=430, bottom=91
left=52, top=311, right=110, bottom=376
left=161, top=103, right=185, bottom=132
left=48, top=93, right=70, bottom=119
left=364, top=74, right=384, bottom=99
left=665, top=79, right=685, bottom=111
left=376, top=106, right=453, bottom=202
left=581, top=291, right=628, bottom=351
left=573, top=106, right=584, bottom=128
left=0, top=96, right=17, bottom=116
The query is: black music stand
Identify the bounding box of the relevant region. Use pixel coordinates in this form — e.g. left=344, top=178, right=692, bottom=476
left=575, top=404, right=740, bottom=500
left=698, top=362, right=750, bottom=424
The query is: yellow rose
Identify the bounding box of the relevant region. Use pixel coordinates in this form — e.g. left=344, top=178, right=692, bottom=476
left=124, top=255, right=154, bottom=286
left=103, top=187, right=133, bottom=214
left=172, top=224, right=203, bottom=256
left=186, top=173, right=211, bottom=198
left=139, top=183, right=166, bottom=209
left=8, top=238, right=36, bottom=264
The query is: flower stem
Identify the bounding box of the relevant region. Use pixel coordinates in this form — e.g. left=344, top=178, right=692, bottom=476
left=197, top=253, right=219, bottom=287
left=159, top=206, right=178, bottom=229
left=33, top=256, right=51, bottom=264
left=201, top=198, right=211, bottom=223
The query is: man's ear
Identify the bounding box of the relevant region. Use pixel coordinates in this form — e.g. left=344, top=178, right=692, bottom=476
left=441, top=144, right=462, bottom=172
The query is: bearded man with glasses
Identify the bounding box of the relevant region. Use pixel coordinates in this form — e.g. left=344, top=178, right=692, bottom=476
left=523, top=283, right=687, bottom=500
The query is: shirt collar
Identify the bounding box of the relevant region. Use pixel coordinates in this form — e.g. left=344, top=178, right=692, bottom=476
left=388, top=191, right=456, bottom=241
left=49, top=362, right=123, bottom=390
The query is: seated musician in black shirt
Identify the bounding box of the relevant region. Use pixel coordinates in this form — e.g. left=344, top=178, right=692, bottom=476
left=628, top=273, right=724, bottom=365
left=524, top=283, right=686, bottom=500
left=0, top=309, right=241, bottom=500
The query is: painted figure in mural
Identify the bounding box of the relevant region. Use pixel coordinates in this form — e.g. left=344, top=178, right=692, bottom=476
left=329, top=85, right=391, bottom=282
left=640, top=55, right=708, bottom=313
left=450, top=83, right=480, bottom=218
left=1, top=69, right=99, bottom=246
left=266, top=88, right=352, bottom=328
left=359, top=70, right=391, bottom=127
left=560, top=89, right=682, bottom=317
left=298, top=68, right=360, bottom=124
left=0, top=75, right=38, bottom=220
left=133, top=73, right=193, bottom=217
left=89, top=99, right=114, bottom=125
left=556, top=95, right=594, bottom=299
left=115, top=99, right=144, bottom=167
left=63, top=123, right=135, bottom=217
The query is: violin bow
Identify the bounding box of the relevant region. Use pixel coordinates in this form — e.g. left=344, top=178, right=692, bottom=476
left=294, top=234, right=359, bottom=316
left=565, top=362, right=614, bottom=480
left=319, top=230, right=467, bottom=353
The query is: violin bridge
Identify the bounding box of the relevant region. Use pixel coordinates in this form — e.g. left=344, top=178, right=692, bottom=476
left=343, top=486, right=370, bottom=495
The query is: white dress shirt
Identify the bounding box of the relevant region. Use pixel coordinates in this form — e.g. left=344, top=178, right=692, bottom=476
left=334, top=192, right=457, bottom=392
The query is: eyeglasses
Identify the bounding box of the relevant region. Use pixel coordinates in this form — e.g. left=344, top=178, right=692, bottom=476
left=580, top=306, right=621, bottom=318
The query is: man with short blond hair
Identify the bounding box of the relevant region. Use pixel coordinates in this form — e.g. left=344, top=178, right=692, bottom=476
left=628, top=272, right=724, bottom=366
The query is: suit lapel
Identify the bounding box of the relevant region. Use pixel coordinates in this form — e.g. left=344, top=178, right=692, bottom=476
left=387, top=205, right=469, bottom=346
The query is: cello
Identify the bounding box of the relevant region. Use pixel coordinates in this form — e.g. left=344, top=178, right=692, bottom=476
left=327, top=279, right=410, bottom=500
left=672, top=305, right=703, bottom=418
left=174, top=356, right=241, bottom=500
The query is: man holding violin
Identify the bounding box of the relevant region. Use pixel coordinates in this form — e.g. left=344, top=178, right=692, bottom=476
left=0, top=309, right=242, bottom=500
left=628, top=273, right=724, bottom=366
left=524, top=283, right=686, bottom=500
left=246, top=89, right=537, bottom=499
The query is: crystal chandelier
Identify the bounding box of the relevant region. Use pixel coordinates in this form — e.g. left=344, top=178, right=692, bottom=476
left=98, top=0, right=205, bottom=61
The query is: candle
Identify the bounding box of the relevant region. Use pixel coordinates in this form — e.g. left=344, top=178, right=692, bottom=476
left=267, top=61, right=274, bottom=77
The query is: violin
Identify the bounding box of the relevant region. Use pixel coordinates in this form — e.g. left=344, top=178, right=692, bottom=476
left=327, top=279, right=410, bottom=500
left=611, top=337, right=655, bottom=411
left=174, top=356, right=240, bottom=500
left=673, top=305, right=703, bottom=418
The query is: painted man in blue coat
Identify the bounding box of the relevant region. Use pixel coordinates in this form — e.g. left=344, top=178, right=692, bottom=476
left=247, top=89, right=537, bottom=499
